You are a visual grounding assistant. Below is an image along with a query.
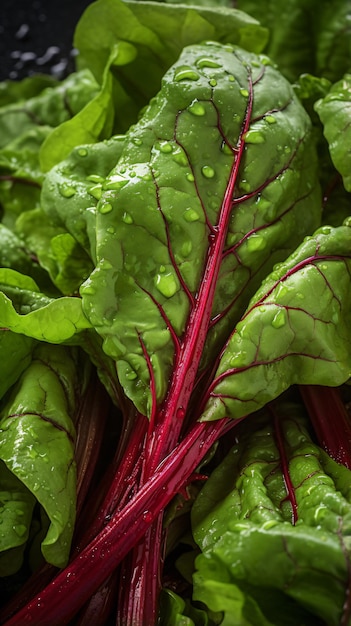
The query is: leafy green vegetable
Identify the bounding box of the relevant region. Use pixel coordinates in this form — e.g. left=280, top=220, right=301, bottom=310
left=0, top=1, right=350, bottom=625
left=80, top=40, right=321, bottom=416
left=0, top=344, right=87, bottom=569
left=192, top=401, right=351, bottom=625
left=315, top=74, right=351, bottom=192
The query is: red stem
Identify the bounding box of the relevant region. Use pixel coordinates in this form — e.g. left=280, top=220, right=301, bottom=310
left=3, top=418, right=233, bottom=626
left=299, top=385, right=351, bottom=469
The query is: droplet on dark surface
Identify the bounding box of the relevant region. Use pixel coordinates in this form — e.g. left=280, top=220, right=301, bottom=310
left=15, top=23, right=30, bottom=40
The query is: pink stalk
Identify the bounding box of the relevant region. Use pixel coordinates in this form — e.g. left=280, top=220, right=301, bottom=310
left=299, top=385, right=351, bottom=468
left=3, top=418, right=233, bottom=626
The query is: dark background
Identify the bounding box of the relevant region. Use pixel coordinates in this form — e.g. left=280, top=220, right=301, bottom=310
left=0, top=0, right=95, bottom=81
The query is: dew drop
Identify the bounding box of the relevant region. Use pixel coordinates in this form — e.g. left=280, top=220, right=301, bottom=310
left=143, top=511, right=153, bottom=523
left=186, top=172, right=195, bottom=182
left=125, top=369, right=138, bottom=381
left=201, top=165, right=215, bottom=179
left=247, top=234, right=266, bottom=251
left=188, top=100, right=206, bottom=116
left=239, top=88, right=249, bottom=97
left=159, top=141, right=173, bottom=154
left=172, top=148, right=188, bottom=166
left=99, top=202, right=113, bottom=214
left=265, top=115, right=276, bottom=124
left=122, top=212, right=133, bottom=224
left=209, top=78, right=217, bottom=87
left=59, top=183, right=76, bottom=198
left=13, top=524, right=27, bottom=538
left=271, top=309, right=286, bottom=329
left=174, top=66, right=200, bottom=82
left=154, top=272, right=178, bottom=298
left=183, top=207, right=200, bottom=222
left=132, top=137, right=143, bottom=146
left=80, top=283, right=96, bottom=296
left=196, top=57, right=221, bottom=69
left=87, top=174, right=104, bottom=183
left=221, top=141, right=233, bottom=155
left=243, top=129, right=265, bottom=144
left=181, top=240, right=192, bottom=257
left=88, top=184, right=103, bottom=200
left=77, top=147, right=88, bottom=157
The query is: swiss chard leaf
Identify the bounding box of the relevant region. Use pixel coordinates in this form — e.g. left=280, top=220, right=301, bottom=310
left=201, top=223, right=351, bottom=422
left=236, top=0, right=351, bottom=83
left=192, top=402, right=351, bottom=625
left=315, top=74, right=351, bottom=193
left=0, top=269, right=91, bottom=343
left=0, top=344, right=87, bottom=568
left=74, top=0, right=268, bottom=132
left=80, top=41, right=321, bottom=416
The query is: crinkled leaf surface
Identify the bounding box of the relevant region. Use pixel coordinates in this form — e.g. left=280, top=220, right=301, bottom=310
left=0, top=345, right=83, bottom=568
left=0, top=70, right=100, bottom=150
left=192, top=403, right=351, bottom=625
left=315, top=74, right=351, bottom=192
left=74, top=0, right=268, bottom=132
left=39, top=49, right=119, bottom=172
left=201, top=223, right=351, bottom=422
left=81, top=42, right=320, bottom=416
left=40, top=135, right=125, bottom=259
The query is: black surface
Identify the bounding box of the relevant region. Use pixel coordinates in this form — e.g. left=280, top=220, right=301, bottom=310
left=0, top=0, right=94, bottom=81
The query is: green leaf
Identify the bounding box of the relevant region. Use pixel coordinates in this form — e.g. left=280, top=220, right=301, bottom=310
left=236, top=0, right=351, bottom=82
left=0, top=344, right=84, bottom=568
left=0, top=268, right=91, bottom=342
left=201, top=223, right=351, bottom=422
left=315, top=74, right=351, bottom=192
left=40, top=134, right=126, bottom=258
left=74, top=0, right=268, bottom=132
left=0, top=70, right=100, bottom=151
left=192, top=403, right=351, bottom=625
left=39, top=50, right=119, bottom=172
left=80, top=42, right=320, bottom=416
left=0, top=461, right=36, bottom=576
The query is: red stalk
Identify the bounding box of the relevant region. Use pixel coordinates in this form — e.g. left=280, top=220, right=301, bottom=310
left=3, top=418, right=233, bottom=626
left=299, top=385, right=351, bottom=468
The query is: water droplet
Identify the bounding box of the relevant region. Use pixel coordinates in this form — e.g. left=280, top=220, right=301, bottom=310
left=188, top=100, right=206, bottom=116
left=107, top=226, right=115, bottom=234
left=243, top=129, right=265, bottom=144
left=143, top=511, right=153, bottom=523
left=174, top=66, right=200, bottom=82
left=86, top=174, right=104, bottom=183
left=247, top=234, right=266, bottom=251
left=239, top=180, right=251, bottom=192
left=88, top=184, right=103, bottom=200
left=183, top=208, right=200, bottom=222
left=271, top=308, right=286, bottom=329
left=228, top=75, right=235, bottom=82
left=132, top=137, right=143, bottom=146
left=154, top=272, right=178, bottom=298
left=59, top=183, right=76, bottom=198
left=265, top=115, right=276, bottom=124
left=201, top=165, right=215, bottom=179
left=125, top=369, right=138, bottom=380
left=80, top=282, right=96, bottom=296
left=172, top=148, right=188, bottom=166
left=104, top=176, right=128, bottom=190
left=221, top=141, right=233, bottom=155
left=239, top=88, right=249, bottom=97
left=28, top=447, right=38, bottom=459
left=99, top=202, right=113, bottom=214
left=181, top=240, right=192, bottom=257
left=158, top=141, right=173, bottom=154
left=186, top=172, right=195, bottom=182
left=77, top=147, right=88, bottom=157
left=122, top=212, right=133, bottom=224
left=196, top=57, right=221, bottom=69
left=209, top=78, right=217, bottom=87
left=13, top=524, right=27, bottom=537
left=176, top=407, right=185, bottom=420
